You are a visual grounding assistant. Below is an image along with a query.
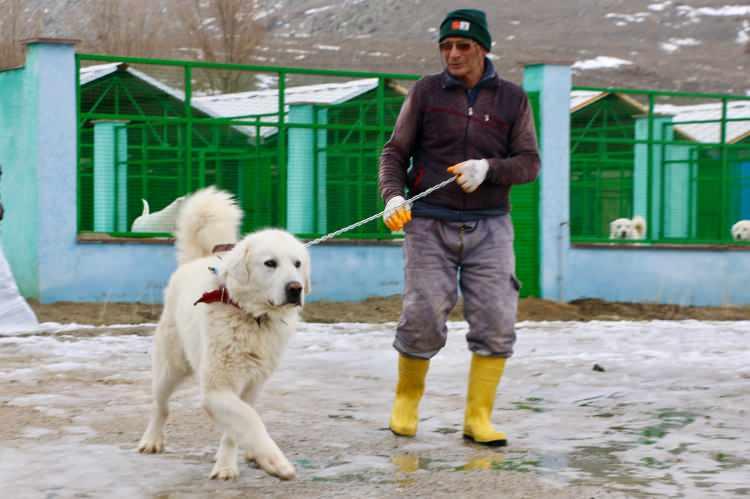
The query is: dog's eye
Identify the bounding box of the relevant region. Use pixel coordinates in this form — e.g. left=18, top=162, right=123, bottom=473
left=264, top=259, right=277, bottom=268
left=294, top=260, right=301, bottom=268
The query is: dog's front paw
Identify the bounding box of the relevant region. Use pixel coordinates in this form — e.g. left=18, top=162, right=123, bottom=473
left=137, top=434, right=165, bottom=454
left=255, top=451, right=296, bottom=480
left=210, top=462, right=240, bottom=480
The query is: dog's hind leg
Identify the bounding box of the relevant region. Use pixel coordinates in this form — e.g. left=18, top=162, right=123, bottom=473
left=211, top=433, right=239, bottom=480
left=202, top=389, right=295, bottom=480
left=138, top=324, right=189, bottom=454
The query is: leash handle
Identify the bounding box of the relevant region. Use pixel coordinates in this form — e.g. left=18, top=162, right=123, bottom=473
left=304, top=176, right=457, bottom=248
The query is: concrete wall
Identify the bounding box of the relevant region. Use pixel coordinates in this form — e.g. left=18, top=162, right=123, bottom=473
left=45, top=241, right=404, bottom=303
left=564, top=246, right=750, bottom=306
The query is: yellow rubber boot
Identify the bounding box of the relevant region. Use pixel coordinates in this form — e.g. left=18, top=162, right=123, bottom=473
left=463, top=354, right=508, bottom=446
left=389, top=354, right=429, bottom=437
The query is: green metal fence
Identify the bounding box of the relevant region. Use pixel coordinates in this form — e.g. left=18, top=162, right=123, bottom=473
left=570, top=86, right=750, bottom=245
left=76, top=53, right=418, bottom=239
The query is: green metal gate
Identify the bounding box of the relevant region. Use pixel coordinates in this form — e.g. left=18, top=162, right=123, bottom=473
left=511, top=91, right=541, bottom=298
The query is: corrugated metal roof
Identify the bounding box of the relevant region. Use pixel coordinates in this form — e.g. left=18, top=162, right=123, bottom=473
left=80, top=63, right=378, bottom=138
left=193, top=78, right=379, bottom=138
left=654, top=101, right=750, bottom=144
left=571, top=89, right=750, bottom=144
left=570, top=90, right=607, bottom=113
left=80, top=63, right=218, bottom=119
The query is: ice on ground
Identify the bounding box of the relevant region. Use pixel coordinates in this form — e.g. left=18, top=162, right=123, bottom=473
left=0, top=320, right=748, bottom=498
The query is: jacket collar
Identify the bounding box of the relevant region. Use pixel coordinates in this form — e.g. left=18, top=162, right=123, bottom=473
left=441, top=57, right=498, bottom=90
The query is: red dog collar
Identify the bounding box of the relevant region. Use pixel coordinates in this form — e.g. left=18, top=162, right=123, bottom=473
left=193, top=286, right=240, bottom=309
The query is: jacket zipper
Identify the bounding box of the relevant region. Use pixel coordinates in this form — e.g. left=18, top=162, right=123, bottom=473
left=462, top=103, right=472, bottom=210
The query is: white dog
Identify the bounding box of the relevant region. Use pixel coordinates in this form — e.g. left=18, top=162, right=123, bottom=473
left=131, top=196, right=186, bottom=233
left=137, top=186, right=310, bottom=481
left=609, top=215, right=647, bottom=240
left=732, top=220, right=750, bottom=241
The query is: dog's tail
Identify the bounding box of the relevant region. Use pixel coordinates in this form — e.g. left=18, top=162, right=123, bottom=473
left=632, top=215, right=647, bottom=239
left=140, top=199, right=150, bottom=216
left=175, top=187, right=243, bottom=265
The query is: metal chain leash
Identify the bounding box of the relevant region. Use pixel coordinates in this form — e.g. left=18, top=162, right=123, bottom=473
left=304, top=176, right=457, bottom=248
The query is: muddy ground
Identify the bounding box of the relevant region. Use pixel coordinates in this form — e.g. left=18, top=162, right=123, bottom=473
left=28, top=295, right=750, bottom=326
left=2, top=320, right=748, bottom=498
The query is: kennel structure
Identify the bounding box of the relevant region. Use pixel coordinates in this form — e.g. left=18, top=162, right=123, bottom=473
left=569, top=89, right=750, bottom=243
left=77, top=61, right=408, bottom=238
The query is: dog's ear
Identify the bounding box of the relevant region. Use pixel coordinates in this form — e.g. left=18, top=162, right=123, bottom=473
left=219, top=243, right=252, bottom=285
left=632, top=216, right=646, bottom=238
left=609, top=220, right=617, bottom=239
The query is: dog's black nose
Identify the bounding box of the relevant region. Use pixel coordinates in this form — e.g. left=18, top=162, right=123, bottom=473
left=286, top=281, right=303, bottom=305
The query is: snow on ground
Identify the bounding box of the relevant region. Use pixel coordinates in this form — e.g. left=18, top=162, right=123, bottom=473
left=660, top=37, right=702, bottom=53
left=0, top=320, right=748, bottom=498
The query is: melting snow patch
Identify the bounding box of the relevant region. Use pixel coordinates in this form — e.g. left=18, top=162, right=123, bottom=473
left=572, top=56, right=633, bottom=71
left=660, top=37, right=701, bottom=52
left=305, top=5, right=334, bottom=15
left=605, top=12, right=650, bottom=24
left=648, top=1, right=673, bottom=12
left=738, top=20, right=750, bottom=44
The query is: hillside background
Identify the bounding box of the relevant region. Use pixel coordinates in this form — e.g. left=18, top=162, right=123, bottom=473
left=1, top=0, right=749, bottom=94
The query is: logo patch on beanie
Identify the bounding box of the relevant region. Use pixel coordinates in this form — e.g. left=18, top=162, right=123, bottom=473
left=451, top=20, right=470, bottom=31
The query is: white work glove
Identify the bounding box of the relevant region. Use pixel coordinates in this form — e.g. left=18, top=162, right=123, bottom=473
left=447, top=159, right=489, bottom=193
left=383, top=196, right=412, bottom=231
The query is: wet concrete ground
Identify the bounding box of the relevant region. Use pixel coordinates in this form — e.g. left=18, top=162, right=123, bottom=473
left=1, top=320, right=748, bottom=498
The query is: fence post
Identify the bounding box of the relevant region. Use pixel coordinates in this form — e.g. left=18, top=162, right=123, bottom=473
left=523, top=63, right=572, bottom=301
left=287, top=104, right=327, bottom=235
left=0, top=38, right=78, bottom=301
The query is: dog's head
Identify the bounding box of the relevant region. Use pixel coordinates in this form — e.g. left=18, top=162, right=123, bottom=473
left=609, top=218, right=637, bottom=240
left=217, top=229, right=311, bottom=316
left=609, top=216, right=646, bottom=240
left=732, top=220, right=750, bottom=241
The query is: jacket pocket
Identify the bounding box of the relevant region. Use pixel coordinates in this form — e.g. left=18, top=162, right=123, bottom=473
left=510, top=274, right=522, bottom=292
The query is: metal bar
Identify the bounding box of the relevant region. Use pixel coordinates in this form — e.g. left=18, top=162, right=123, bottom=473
left=573, top=85, right=750, bottom=101
left=78, top=53, right=421, bottom=81
left=646, top=94, right=654, bottom=241
left=312, top=107, right=319, bottom=234
left=75, top=56, right=82, bottom=232
left=278, top=71, right=287, bottom=227
left=659, top=120, right=668, bottom=239
left=720, top=98, right=729, bottom=241
left=184, top=65, right=193, bottom=194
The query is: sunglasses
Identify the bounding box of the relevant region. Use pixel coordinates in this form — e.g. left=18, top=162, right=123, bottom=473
left=439, top=40, right=474, bottom=52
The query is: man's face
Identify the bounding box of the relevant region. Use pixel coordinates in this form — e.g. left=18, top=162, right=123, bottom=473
left=439, top=36, right=486, bottom=83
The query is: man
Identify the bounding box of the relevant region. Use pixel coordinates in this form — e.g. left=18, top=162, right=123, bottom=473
left=0, top=162, right=40, bottom=334
left=378, top=8, right=540, bottom=446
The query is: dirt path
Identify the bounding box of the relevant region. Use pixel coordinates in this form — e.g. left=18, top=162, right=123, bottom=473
left=28, top=296, right=750, bottom=326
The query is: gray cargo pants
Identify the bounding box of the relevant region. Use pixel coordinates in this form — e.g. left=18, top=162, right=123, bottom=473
left=394, top=216, right=520, bottom=359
